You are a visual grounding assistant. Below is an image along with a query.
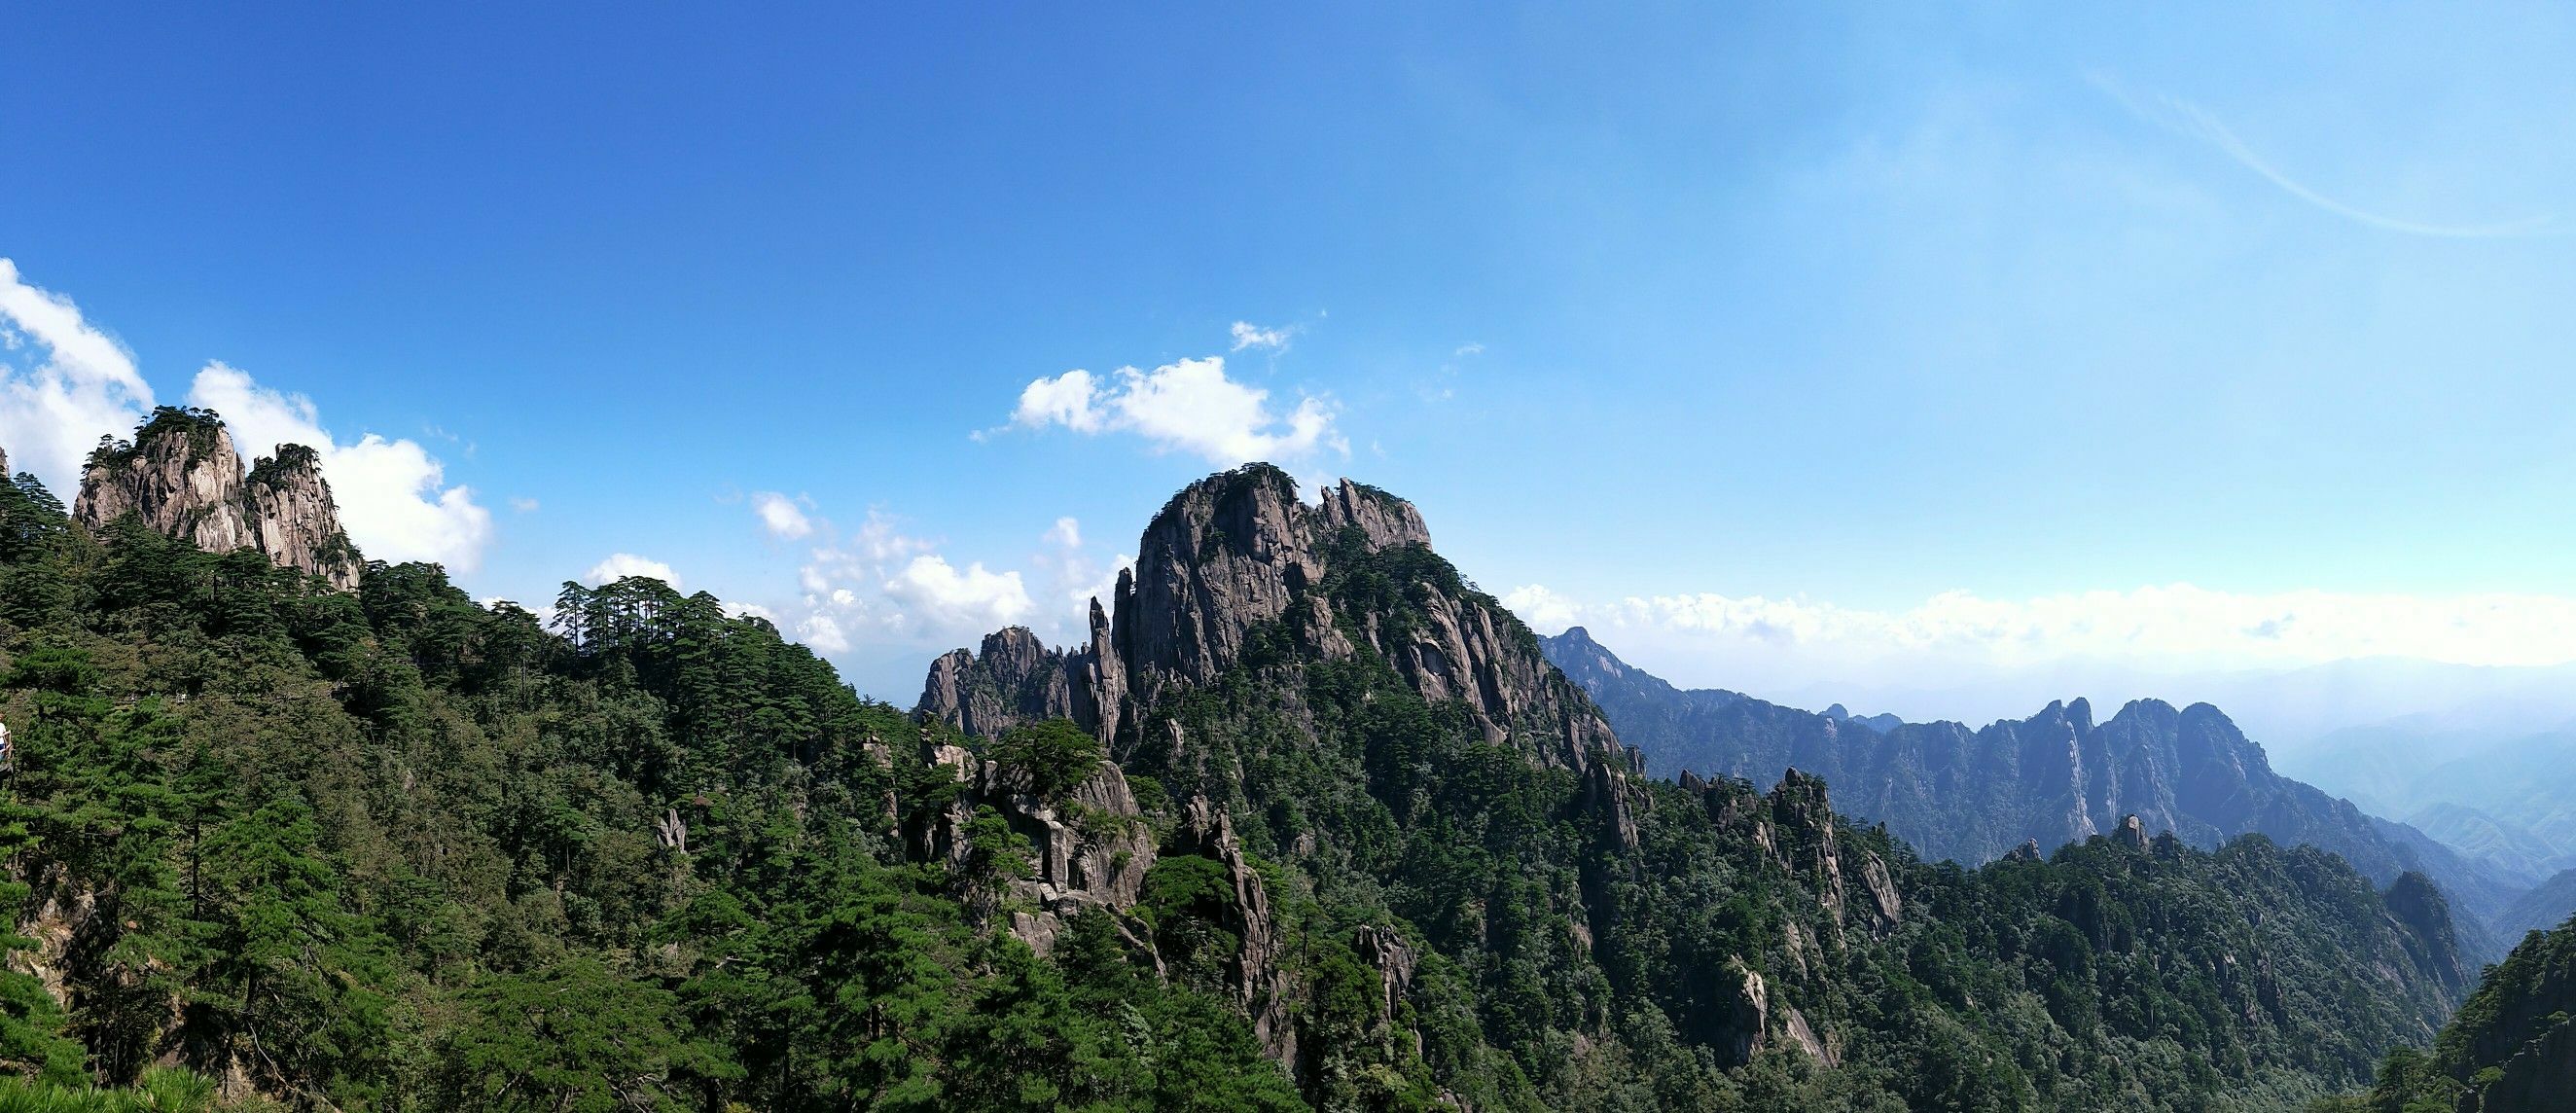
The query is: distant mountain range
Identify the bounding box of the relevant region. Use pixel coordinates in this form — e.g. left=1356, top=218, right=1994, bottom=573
left=2283, top=720, right=2576, bottom=939
left=1540, top=625, right=2524, bottom=955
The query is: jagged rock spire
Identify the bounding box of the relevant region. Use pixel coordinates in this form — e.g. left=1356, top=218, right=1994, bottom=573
left=73, top=407, right=363, bottom=590
left=246, top=444, right=364, bottom=591
left=921, top=466, right=1438, bottom=744
left=922, top=463, right=1625, bottom=775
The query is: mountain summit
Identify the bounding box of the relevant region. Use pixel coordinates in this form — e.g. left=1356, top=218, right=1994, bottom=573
left=905, top=463, right=2470, bottom=1108
left=1541, top=625, right=2520, bottom=951
left=73, top=406, right=363, bottom=590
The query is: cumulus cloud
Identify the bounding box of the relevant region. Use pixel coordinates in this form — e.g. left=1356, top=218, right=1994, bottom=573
left=1046, top=516, right=1081, bottom=549
left=1007, top=355, right=1343, bottom=466
left=761, top=502, right=1131, bottom=665
left=1029, top=515, right=1130, bottom=617
left=0, top=259, right=155, bottom=493
left=884, top=555, right=1034, bottom=631
left=189, top=364, right=495, bottom=571
left=1011, top=369, right=1105, bottom=433
left=1230, top=321, right=1293, bottom=351
left=797, top=613, right=851, bottom=653
left=775, top=506, right=1020, bottom=651
left=1504, top=582, right=2576, bottom=675
left=588, top=553, right=681, bottom=590
left=752, top=491, right=813, bottom=540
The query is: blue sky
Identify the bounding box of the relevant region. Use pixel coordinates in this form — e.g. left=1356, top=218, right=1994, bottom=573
left=7, top=4, right=2576, bottom=711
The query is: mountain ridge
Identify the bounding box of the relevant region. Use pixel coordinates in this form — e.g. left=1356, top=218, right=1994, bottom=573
left=1538, top=624, right=2521, bottom=955
left=909, top=464, right=2475, bottom=1107
left=70, top=406, right=363, bottom=590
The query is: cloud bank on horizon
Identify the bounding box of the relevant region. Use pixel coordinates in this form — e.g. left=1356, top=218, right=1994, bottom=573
left=0, top=260, right=496, bottom=571
left=1505, top=580, right=2576, bottom=697
left=20, top=254, right=2576, bottom=717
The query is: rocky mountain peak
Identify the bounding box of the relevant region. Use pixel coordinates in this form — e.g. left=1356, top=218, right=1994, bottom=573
left=76, top=407, right=258, bottom=554
left=2383, top=871, right=2475, bottom=996
left=925, top=461, right=1634, bottom=790
left=244, top=444, right=363, bottom=591
left=1313, top=478, right=1432, bottom=551
left=73, top=407, right=362, bottom=590
left=1112, top=463, right=1331, bottom=691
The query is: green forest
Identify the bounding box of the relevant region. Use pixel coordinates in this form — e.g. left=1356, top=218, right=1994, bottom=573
left=0, top=459, right=2505, bottom=1111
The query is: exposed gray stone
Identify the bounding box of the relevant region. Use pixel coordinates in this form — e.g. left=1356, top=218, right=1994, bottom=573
left=73, top=409, right=362, bottom=590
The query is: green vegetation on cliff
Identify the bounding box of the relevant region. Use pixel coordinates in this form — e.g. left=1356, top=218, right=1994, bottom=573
left=0, top=465, right=2479, bottom=1110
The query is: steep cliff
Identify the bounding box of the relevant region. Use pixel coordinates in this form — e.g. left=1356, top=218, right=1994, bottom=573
left=1544, top=624, right=2520, bottom=948
left=72, top=408, right=362, bottom=589
left=242, top=444, right=363, bottom=591
left=74, top=407, right=258, bottom=554
left=2359, top=916, right=2576, bottom=1111
left=909, top=464, right=2470, bottom=1110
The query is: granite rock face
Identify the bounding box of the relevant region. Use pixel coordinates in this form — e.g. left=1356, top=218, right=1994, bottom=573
left=1543, top=624, right=2519, bottom=945
left=1179, top=794, right=1297, bottom=1064
left=924, top=464, right=1631, bottom=785
left=903, top=726, right=1159, bottom=957
left=243, top=445, right=364, bottom=591
left=920, top=598, right=1128, bottom=744
left=75, top=408, right=259, bottom=555
left=73, top=408, right=362, bottom=590
left=1767, top=769, right=1903, bottom=939
left=913, top=463, right=1652, bottom=1080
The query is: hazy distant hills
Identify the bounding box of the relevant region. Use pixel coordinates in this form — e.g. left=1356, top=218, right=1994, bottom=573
left=2293, top=724, right=2576, bottom=863
left=2297, top=723, right=2576, bottom=939
left=1542, top=625, right=2523, bottom=953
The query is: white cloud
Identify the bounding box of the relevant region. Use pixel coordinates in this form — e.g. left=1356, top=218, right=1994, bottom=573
left=1507, top=581, right=2576, bottom=676
left=188, top=363, right=495, bottom=571
left=587, top=553, right=681, bottom=590
left=1230, top=321, right=1293, bottom=351
left=509, top=496, right=540, bottom=513
left=0, top=259, right=155, bottom=493
left=752, top=491, right=813, bottom=540
left=1011, top=368, right=1106, bottom=433
left=884, top=554, right=1034, bottom=631
left=1007, top=355, right=1343, bottom=466
left=797, top=613, right=851, bottom=653
left=1075, top=552, right=1135, bottom=613
left=1046, top=516, right=1081, bottom=549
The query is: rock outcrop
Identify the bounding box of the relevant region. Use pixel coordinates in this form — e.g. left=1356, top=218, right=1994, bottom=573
left=1543, top=625, right=2520, bottom=945
left=2384, top=871, right=2476, bottom=997
left=924, top=464, right=1625, bottom=778
left=242, top=445, right=363, bottom=591
left=1767, top=769, right=1902, bottom=939
left=903, top=727, right=1158, bottom=956
left=2117, top=813, right=2150, bottom=849
left=919, top=599, right=1129, bottom=744
left=1179, top=795, right=1296, bottom=1063
left=1718, top=957, right=1768, bottom=1065
left=74, top=408, right=362, bottom=590
left=75, top=408, right=258, bottom=554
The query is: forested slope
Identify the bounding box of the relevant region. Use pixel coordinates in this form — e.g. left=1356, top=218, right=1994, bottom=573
left=0, top=436, right=2483, bottom=1110
left=1541, top=626, right=2519, bottom=948
left=2332, top=916, right=2576, bottom=1112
